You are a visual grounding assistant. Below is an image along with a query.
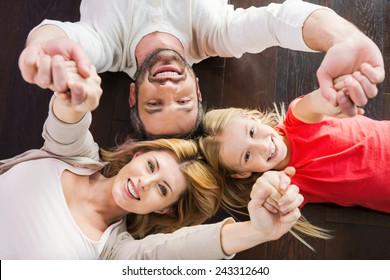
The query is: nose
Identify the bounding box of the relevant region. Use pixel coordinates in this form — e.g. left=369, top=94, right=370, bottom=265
left=138, top=176, right=153, bottom=191
left=252, top=140, right=268, bottom=156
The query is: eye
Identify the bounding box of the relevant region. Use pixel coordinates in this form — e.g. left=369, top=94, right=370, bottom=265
left=158, top=184, right=168, bottom=196
left=249, top=127, right=254, bottom=138
left=244, top=151, right=251, bottom=163
left=177, top=99, right=190, bottom=105
left=147, top=101, right=162, bottom=106
left=148, top=161, right=155, bottom=173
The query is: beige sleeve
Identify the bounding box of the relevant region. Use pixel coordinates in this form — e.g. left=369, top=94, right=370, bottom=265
left=42, top=95, right=100, bottom=161
left=100, top=218, right=235, bottom=260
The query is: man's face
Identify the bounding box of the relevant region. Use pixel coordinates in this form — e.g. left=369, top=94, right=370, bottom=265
left=130, top=49, right=201, bottom=136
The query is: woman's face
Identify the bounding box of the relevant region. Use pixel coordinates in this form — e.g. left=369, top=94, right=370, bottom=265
left=112, top=150, right=187, bottom=214
left=219, top=115, right=288, bottom=175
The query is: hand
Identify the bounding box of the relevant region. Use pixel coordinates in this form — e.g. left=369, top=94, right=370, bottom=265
left=317, top=33, right=384, bottom=116
left=54, top=56, right=102, bottom=113
left=248, top=167, right=303, bottom=240
left=18, top=37, right=91, bottom=92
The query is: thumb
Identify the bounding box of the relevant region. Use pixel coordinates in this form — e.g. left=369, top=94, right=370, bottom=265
left=317, top=69, right=338, bottom=106
left=282, top=166, right=296, bottom=178
left=70, top=44, right=91, bottom=78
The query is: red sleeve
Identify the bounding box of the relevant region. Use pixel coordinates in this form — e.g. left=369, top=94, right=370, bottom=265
left=283, top=96, right=306, bottom=127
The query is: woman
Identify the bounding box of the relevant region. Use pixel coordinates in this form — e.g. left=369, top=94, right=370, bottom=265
left=0, top=58, right=305, bottom=259
left=0, top=59, right=222, bottom=259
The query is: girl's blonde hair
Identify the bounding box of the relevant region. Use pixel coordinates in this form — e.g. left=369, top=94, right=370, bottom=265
left=199, top=107, right=332, bottom=250
left=100, top=138, right=223, bottom=239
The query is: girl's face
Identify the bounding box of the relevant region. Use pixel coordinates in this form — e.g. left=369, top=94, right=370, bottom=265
left=112, top=150, right=187, bottom=214
left=219, top=115, right=289, bottom=176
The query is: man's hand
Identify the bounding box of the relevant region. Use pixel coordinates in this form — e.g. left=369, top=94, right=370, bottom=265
left=317, top=32, right=384, bottom=116
left=19, top=37, right=91, bottom=92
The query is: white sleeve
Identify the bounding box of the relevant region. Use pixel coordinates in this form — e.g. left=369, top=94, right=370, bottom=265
left=35, top=19, right=118, bottom=73
left=197, top=0, right=331, bottom=58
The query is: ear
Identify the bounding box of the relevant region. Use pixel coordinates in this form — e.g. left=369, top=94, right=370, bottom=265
left=133, top=151, right=143, bottom=158
left=196, top=78, right=202, bottom=102
left=230, top=171, right=252, bottom=179
left=129, top=83, right=136, bottom=107
left=154, top=207, right=172, bottom=215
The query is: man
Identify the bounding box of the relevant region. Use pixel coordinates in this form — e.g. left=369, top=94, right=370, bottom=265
left=19, top=0, right=385, bottom=139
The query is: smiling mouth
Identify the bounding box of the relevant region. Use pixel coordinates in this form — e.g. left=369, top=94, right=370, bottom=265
left=150, top=65, right=184, bottom=82
left=127, top=179, right=140, bottom=200
left=267, top=138, right=276, bottom=161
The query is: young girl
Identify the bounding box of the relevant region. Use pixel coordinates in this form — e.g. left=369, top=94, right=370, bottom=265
left=200, top=83, right=390, bottom=214
left=0, top=58, right=305, bottom=259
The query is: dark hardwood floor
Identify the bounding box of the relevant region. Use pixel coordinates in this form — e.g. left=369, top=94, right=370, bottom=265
left=0, top=0, right=389, bottom=259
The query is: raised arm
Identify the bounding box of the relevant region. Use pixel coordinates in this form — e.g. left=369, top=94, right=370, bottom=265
left=42, top=57, right=102, bottom=160
left=303, top=9, right=385, bottom=116
left=291, top=74, right=365, bottom=124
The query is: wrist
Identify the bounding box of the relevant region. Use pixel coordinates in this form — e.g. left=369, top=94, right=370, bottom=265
left=26, top=25, right=68, bottom=47
left=303, top=9, right=360, bottom=52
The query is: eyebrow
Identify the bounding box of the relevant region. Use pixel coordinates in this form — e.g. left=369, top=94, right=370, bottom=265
left=153, top=156, right=173, bottom=194
left=145, top=105, right=194, bottom=115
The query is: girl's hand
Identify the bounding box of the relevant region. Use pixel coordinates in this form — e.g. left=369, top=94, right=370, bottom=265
left=54, top=55, right=102, bottom=113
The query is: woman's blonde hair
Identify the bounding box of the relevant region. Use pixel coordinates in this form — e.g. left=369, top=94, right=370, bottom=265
left=199, top=107, right=332, bottom=250
left=100, top=138, right=223, bottom=239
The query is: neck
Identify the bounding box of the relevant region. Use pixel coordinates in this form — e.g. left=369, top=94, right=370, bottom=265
left=72, top=172, right=128, bottom=226
left=135, top=31, right=184, bottom=65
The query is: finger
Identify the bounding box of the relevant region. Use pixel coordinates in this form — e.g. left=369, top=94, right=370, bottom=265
left=36, top=54, right=52, bottom=89
left=283, top=166, right=295, bottom=177
left=274, top=167, right=295, bottom=193
left=51, top=55, right=69, bottom=93
left=360, top=62, right=385, bottom=85
left=353, top=71, right=378, bottom=99
left=18, top=47, right=41, bottom=83
left=333, top=74, right=353, bottom=86
left=344, top=76, right=368, bottom=106
left=251, top=178, right=278, bottom=201
left=336, top=91, right=357, bottom=117
left=279, top=207, right=301, bottom=223
left=70, top=45, right=91, bottom=78
left=251, top=172, right=284, bottom=201
left=68, top=82, right=86, bottom=105
left=55, top=91, right=71, bottom=103
left=263, top=200, right=278, bottom=214
left=317, top=69, right=338, bottom=106
left=248, top=183, right=273, bottom=210
left=278, top=185, right=304, bottom=214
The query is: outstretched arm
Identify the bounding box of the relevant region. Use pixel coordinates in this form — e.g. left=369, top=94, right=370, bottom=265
left=102, top=168, right=303, bottom=260
left=41, top=57, right=102, bottom=160
left=291, top=74, right=365, bottom=124
left=302, top=9, right=384, bottom=116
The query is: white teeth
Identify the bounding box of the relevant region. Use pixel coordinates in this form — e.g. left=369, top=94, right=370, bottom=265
left=155, top=71, right=179, bottom=77
left=127, top=180, right=140, bottom=200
